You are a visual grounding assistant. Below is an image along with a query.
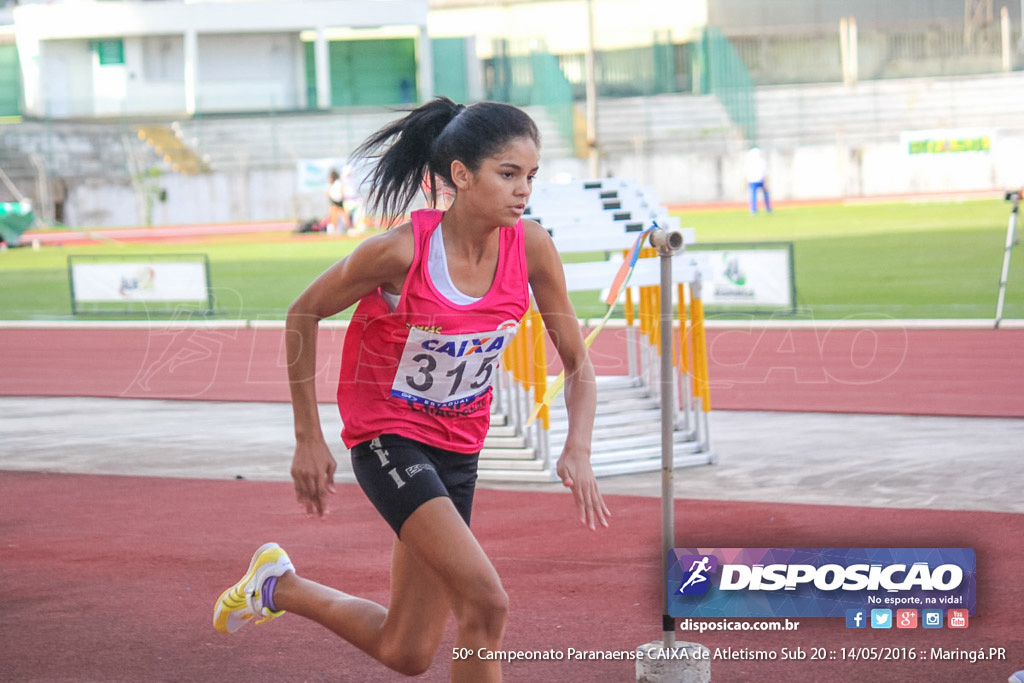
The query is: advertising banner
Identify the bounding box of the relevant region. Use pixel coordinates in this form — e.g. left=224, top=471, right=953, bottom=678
left=901, top=129, right=994, bottom=156
left=68, top=254, right=212, bottom=314
left=668, top=547, right=976, bottom=620
left=690, top=244, right=795, bottom=310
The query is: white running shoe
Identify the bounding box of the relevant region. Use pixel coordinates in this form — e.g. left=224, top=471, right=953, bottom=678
left=213, top=542, right=294, bottom=634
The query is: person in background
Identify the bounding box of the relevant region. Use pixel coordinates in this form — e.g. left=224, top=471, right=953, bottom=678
left=744, top=146, right=772, bottom=214
left=341, top=165, right=366, bottom=233
left=326, top=168, right=350, bottom=234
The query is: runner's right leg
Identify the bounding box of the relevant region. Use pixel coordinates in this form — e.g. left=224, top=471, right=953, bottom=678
left=272, top=496, right=507, bottom=682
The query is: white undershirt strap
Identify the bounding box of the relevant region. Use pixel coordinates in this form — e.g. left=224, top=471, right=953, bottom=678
left=381, top=223, right=482, bottom=310
left=429, top=223, right=482, bottom=305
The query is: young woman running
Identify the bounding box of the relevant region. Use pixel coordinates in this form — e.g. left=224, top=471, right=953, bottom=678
left=214, top=97, right=610, bottom=682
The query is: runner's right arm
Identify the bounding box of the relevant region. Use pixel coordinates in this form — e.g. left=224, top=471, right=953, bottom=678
left=286, top=225, right=414, bottom=516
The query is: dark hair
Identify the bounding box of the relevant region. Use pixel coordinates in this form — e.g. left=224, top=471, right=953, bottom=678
left=351, top=97, right=540, bottom=224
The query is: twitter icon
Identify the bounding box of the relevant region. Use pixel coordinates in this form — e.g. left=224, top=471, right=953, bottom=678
left=870, top=609, right=893, bottom=629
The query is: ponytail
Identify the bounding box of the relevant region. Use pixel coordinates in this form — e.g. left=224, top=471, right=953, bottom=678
left=352, top=97, right=462, bottom=225
left=351, top=97, right=540, bottom=225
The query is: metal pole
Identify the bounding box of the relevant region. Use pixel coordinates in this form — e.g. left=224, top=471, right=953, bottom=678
left=1002, top=6, right=1012, bottom=72
left=996, top=190, right=1020, bottom=328
left=849, top=16, right=858, bottom=85
left=650, top=227, right=684, bottom=648
left=839, top=18, right=849, bottom=86
left=584, top=0, right=599, bottom=178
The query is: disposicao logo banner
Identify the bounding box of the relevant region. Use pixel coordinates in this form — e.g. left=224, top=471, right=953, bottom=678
left=667, top=548, right=976, bottom=618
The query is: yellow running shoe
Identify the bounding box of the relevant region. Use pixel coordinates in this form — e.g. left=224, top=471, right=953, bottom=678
left=213, top=542, right=294, bottom=634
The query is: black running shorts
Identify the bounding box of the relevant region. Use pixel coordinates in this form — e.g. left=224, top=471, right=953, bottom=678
left=350, top=434, right=480, bottom=536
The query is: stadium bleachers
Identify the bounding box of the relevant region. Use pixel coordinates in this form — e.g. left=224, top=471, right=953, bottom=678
left=4, top=70, right=1024, bottom=178
left=166, top=105, right=577, bottom=173
left=593, top=92, right=741, bottom=154
left=1, top=120, right=151, bottom=181
left=755, top=71, right=1024, bottom=147
left=3, top=70, right=1024, bottom=208
left=170, top=109, right=398, bottom=173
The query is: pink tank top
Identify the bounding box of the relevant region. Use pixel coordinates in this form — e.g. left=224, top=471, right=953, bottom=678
left=337, top=209, right=530, bottom=453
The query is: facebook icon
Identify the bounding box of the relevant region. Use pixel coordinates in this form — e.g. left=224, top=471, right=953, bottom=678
left=846, top=609, right=867, bottom=629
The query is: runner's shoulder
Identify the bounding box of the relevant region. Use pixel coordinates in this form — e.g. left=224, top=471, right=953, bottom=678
left=352, top=221, right=415, bottom=276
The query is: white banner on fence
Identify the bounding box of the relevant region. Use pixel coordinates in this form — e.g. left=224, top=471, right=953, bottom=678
left=296, top=158, right=346, bottom=193
left=692, top=248, right=792, bottom=308
left=71, top=261, right=209, bottom=303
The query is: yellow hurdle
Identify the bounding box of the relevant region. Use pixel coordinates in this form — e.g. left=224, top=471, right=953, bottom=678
left=501, top=306, right=551, bottom=430
left=641, top=284, right=655, bottom=344
left=652, top=284, right=662, bottom=355
left=502, top=242, right=712, bottom=440
left=689, top=290, right=711, bottom=411
left=523, top=306, right=535, bottom=401
left=503, top=311, right=528, bottom=387
left=515, top=312, right=530, bottom=389
left=624, top=284, right=635, bottom=327
left=633, top=247, right=712, bottom=415
left=676, top=282, right=688, bottom=374
left=528, top=304, right=550, bottom=429
left=626, top=245, right=716, bottom=419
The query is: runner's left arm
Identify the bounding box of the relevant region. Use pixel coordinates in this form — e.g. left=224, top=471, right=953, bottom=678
left=524, top=220, right=610, bottom=530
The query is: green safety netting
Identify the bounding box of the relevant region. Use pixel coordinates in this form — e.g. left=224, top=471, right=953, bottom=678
left=0, top=202, right=35, bottom=246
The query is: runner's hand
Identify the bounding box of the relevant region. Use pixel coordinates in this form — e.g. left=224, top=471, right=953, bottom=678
left=290, top=439, right=337, bottom=517
left=556, top=451, right=611, bottom=530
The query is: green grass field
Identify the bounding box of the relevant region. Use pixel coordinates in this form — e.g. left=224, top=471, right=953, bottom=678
left=681, top=199, right=1023, bottom=321
left=1, top=198, right=1021, bottom=322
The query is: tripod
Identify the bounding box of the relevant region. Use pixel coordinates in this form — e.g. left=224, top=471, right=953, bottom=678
left=995, top=189, right=1021, bottom=329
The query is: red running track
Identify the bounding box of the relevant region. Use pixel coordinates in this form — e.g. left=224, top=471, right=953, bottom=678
left=1, top=471, right=1022, bottom=683
left=2, top=324, right=1021, bottom=417
left=1, top=323, right=1022, bottom=682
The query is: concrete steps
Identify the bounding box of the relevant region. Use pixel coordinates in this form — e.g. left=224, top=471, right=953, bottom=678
left=135, top=125, right=209, bottom=175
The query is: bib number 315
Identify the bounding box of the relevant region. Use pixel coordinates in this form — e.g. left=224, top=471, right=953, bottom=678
left=391, top=326, right=516, bottom=408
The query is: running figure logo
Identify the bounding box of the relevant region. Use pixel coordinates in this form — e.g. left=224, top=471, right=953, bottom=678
left=722, top=253, right=746, bottom=286
left=677, top=554, right=718, bottom=595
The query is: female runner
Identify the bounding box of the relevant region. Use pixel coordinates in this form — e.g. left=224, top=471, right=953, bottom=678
left=215, top=97, right=609, bottom=682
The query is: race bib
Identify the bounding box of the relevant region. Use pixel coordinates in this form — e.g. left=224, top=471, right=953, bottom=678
left=391, top=325, right=518, bottom=408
